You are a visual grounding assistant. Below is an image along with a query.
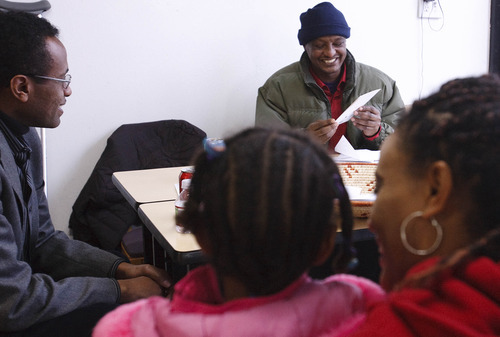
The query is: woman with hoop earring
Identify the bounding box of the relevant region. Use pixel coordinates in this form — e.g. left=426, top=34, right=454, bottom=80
left=349, top=74, right=500, bottom=336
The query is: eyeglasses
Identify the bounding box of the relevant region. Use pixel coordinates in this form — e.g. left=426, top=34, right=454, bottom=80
left=31, top=74, right=72, bottom=89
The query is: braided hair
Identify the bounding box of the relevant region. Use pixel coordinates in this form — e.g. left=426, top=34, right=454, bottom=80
left=177, top=127, right=354, bottom=296
left=395, top=74, right=500, bottom=289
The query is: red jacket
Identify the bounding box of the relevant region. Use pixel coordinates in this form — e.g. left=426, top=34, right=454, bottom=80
left=350, top=256, right=500, bottom=336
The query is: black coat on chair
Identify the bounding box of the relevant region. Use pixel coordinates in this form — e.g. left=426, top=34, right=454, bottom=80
left=69, top=119, right=206, bottom=251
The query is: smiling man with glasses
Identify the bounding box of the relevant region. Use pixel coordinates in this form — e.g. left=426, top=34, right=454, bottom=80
left=0, top=11, right=170, bottom=337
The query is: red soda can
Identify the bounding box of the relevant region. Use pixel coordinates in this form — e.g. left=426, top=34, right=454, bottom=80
left=179, top=167, right=194, bottom=193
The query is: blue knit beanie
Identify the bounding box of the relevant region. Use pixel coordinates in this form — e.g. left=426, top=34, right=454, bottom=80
left=297, top=2, right=350, bottom=46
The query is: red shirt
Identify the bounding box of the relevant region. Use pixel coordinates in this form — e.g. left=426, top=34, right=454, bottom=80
left=310, top=66, right=347, bottom=149
left=310, top=66, right=380, bottom=150
left=351, top=257, right=500, bottom=336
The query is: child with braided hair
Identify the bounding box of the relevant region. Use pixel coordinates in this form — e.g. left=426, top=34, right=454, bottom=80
left=350, top=74, right=500, bottom=337
left=93, top=127, right=384, bottom=337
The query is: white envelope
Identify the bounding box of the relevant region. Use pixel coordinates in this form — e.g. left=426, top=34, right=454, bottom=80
left=334, top=136, right=380, bottom=163
left=336, top=89, right=381, bottom=125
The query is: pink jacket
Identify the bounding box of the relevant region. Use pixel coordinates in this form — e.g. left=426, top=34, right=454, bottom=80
left=93, top=265, right=384, bottom=337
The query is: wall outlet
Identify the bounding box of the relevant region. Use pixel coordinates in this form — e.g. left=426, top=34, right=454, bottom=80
left=418, top=0, right=442, bottom=19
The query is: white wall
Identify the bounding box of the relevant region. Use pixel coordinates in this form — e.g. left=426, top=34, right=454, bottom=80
left=35, top=0, right=489, bottom=233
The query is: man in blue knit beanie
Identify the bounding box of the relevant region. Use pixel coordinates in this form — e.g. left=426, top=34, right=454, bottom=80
left=256, top=2, right=405, bottom=151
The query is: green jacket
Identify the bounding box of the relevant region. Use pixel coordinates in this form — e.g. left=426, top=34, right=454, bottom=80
left=255, top=51, right=405, bottom=149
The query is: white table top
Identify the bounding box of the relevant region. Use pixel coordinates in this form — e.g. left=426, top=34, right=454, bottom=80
left=138, top=199, right=368, bottom=256
left=115, top=165, right=369, bottom=259
left=112, top=166, right=192, bottom=209
left=138, top=201, right=201, bottom=253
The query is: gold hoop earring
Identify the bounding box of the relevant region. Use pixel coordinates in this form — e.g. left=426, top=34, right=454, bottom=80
left=400, top=211, right=443, bottom=256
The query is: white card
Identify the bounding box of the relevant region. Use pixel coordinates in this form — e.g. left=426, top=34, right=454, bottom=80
left=336, top=89, right=381, bottom=125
